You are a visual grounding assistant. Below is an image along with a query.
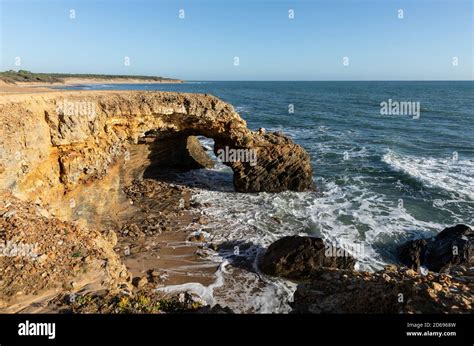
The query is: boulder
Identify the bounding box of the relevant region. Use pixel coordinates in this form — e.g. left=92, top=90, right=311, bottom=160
left=216, top=132, right=314, bottom=192
left=397, top=224, right=473, bottom=272
left=397, top=238, right=428, bottom=271
left=259, top=236, right=355, bottom=280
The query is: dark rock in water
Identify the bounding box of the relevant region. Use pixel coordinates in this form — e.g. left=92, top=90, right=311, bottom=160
left=397, top=224, right=473, bottom=272
left=425, top=224, right=474, bottom=272
left=397, top=238, right=428, bottom=271
left=259, top=236, right=355, bottom=280
left=215, top=132, right=314, bottom=193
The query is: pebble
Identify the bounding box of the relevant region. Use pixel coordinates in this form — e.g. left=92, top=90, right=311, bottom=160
left=135, top=276, right=148, bottom=288
left=405, top=269, right=416, bottom=277
left=208, top=243, right=218, bottom=251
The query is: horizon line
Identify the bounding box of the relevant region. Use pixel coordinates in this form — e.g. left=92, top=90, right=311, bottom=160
left=2, top=71, right=472, bottom=82
left=186, top=80, right=474, bottom=82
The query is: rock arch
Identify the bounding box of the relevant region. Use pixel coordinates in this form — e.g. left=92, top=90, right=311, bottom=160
left=0, top=91, right=313, bottom=203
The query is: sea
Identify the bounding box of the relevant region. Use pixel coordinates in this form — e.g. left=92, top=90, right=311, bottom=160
left=60, top=81, right=474, bottom=312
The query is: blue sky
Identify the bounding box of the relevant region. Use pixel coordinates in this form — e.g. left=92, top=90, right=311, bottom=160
left=0, top=0, right=472, bottom=80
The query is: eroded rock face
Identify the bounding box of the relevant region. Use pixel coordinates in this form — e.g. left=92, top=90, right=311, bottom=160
left=217, top=132, right=314, bottom=192
left=292, top=265, right=473, bottom=314
left=397, top=224, right=473, bottom=272
left=0, top=191, right=129, bottom=311
left=259, top=236, right=355, bottom=280
left=0, top=91, right=313, bottom=201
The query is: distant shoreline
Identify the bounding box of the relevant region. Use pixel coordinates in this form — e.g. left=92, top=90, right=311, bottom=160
left=0, top=72, right=183, bottom=95
left=0, top=70, right=183, bottom=94
left=17, top=77, right=184, bottom=87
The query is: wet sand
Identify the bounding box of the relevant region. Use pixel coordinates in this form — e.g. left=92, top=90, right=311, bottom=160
left=54, top=143, right=219, bottom=296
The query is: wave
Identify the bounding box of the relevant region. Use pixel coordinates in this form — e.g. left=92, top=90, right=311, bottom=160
left=159, top=139, right=457, bottom=312
left=173, top=170, right=445, bottom=312
left=382, top=150, right=474, bottom=200
left=235, top=105, right=252, bottom=114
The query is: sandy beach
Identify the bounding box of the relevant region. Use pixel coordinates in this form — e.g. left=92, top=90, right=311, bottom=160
left=0, top=77, right=183, bottom=95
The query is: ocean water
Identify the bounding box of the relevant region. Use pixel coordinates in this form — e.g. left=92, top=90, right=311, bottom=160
left=62, top=81, right=474, bottom=312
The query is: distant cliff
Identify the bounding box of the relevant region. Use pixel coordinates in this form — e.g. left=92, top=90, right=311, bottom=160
left=0, top=70, right=183, bottom=84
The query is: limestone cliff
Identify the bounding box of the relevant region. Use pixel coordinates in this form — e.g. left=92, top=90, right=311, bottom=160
left=0, top=91, right=313, bottom=310
left=0, top=91, right=313, bottom=204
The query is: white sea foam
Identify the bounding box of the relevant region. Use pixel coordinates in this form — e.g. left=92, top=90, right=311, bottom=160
left=345, top=146, right=369, bottom=158
left=157, top=140, right=469, bottom=313
left=176, top=171, right=445, bottom=313
left=235, top=105, right=252, bottom=114
left=156, top=260, right=228, bottom=306
left=382, top=150, right=474, bottom=200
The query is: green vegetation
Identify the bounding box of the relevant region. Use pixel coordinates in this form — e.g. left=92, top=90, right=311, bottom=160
left=0, top=70, right=63, bottom=83
left=57, top=292, right=203, bottom=314
left=114, top=293, right=202, bottom=313
left=0, top=70, right=178, bottom=84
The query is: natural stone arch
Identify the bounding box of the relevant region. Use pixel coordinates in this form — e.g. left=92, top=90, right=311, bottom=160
left=0, top=91, right=313, bottom=203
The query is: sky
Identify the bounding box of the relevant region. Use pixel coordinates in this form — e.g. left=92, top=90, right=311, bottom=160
left=0, top=0, right=472, bottom=80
